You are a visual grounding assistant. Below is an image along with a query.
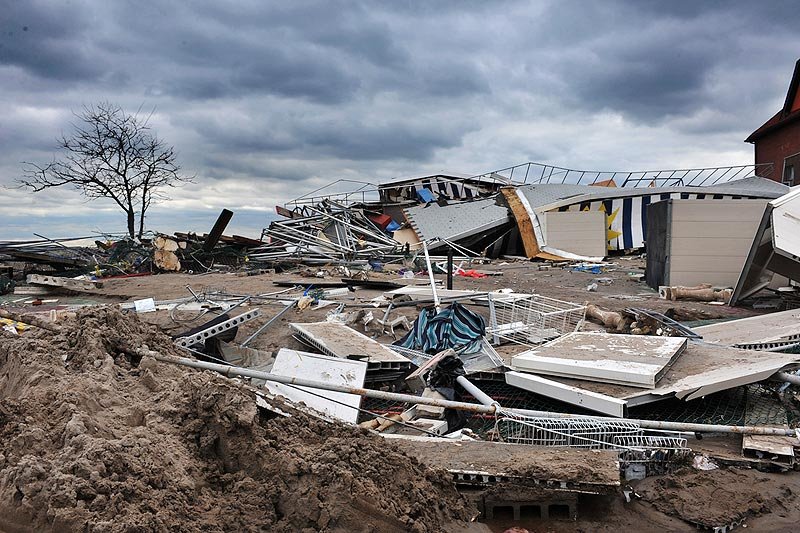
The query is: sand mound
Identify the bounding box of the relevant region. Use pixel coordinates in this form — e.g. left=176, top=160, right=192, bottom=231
left=0, top=306, right=473, bottom=532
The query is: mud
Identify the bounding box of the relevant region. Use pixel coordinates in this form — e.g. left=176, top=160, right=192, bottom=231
left=0, top=306, right=473, bottom=532
left=634, top=467, right=797, bottom=528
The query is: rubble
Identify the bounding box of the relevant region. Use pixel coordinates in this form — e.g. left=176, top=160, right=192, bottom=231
left=0, top=307, right=473, bottom=532
left=6, top=168, right=800, bottom=531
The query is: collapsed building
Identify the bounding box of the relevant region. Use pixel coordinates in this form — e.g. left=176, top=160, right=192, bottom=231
left=254, top=161, right=787, bottom=264
left=6, top=157, right=800, bottom=531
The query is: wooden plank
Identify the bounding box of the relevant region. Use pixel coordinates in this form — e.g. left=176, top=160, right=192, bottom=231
left=8, top=251, right=88, bottom=267
left=13, top=286, right=56, bottom=296
left=501, top=186, right=539, bottom=257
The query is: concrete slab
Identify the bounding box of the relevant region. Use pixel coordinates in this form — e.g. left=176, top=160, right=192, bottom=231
left=511, top=332, right=687, bottom=388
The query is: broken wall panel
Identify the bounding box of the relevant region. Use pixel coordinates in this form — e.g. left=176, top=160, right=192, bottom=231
left=541, top=342, right=800, bottom=407
left=693, top=309, right=800, bottom=349
left=541, top=210, right=607, bottom=258
left=511, top=332, right=687, bottom=388
left=732, top=188, right=800, bottom=304
left=264, top=348, right=367, bottom=423
left=505, top=371, right=627, bottom=417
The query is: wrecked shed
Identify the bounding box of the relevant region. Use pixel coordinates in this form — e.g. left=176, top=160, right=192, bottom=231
left=645, top=199, right=769, bottom=289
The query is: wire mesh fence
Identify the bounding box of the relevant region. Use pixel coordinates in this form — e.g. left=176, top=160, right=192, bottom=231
left=493, top=414, right=642, bottom=448
left=357, top=381, right=791, bottom=431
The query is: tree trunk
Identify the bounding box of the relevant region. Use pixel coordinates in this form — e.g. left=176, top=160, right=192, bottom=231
left=126, top=209, right=136, bottom=239
left=137, top=207, right=145, bottom=239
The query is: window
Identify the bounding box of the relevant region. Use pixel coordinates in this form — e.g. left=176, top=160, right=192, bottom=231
left=784, top=153, right=800, bottom=186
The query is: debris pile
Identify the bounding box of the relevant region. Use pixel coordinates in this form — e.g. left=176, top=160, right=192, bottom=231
left=0, top=307, right=473, bottom=532
left=6, top=166, right=800, bottom=531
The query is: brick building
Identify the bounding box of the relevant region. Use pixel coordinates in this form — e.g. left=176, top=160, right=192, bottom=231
left=746, top=59, right=800, bottom=185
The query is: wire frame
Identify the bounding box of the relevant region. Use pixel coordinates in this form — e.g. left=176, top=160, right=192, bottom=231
left=487, top=293, right=586, bottom=346
left=494, top=414, right=642, bottom=449
left=614, top=436, right=692, bottom=475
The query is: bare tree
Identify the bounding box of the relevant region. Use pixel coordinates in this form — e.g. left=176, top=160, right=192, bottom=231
left=19, top=102, right=191, bottom=239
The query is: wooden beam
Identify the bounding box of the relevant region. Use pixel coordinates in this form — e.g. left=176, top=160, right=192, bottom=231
left=500, top=186, right=540, bottom=257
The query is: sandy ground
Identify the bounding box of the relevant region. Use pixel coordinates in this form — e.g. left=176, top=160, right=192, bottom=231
left=95, top=257, right=758, bottom=318
left=86, top=257, right=760, bottom=360
left=2, top=259, right=797, bottom=531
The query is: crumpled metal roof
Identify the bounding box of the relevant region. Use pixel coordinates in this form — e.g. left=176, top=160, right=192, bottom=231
left=403, top=197, right=511, bottom=246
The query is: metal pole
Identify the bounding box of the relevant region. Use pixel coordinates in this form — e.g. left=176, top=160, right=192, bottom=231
left=775, top=371, right=800, bottom=385
left=148, top=351, right=496, bottom=415
left=145, top=350, right=795, bottom=436
left=457, top=376, right=499, bottom=408
left=185, top=285, right=202, bottom=302
left=241, top=300, right=298, bottom=347
left=446, top=247, right=454, bottom=290
left=503, top=407, right=794, bottom=436
left=422, top=241, right=440, bottom=312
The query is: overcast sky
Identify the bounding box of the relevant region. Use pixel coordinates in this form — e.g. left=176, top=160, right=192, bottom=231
left=2, top=1, right=799, bottom=240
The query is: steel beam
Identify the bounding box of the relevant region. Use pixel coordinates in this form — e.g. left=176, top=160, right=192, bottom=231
left=174, top=309, right=261, bottom=348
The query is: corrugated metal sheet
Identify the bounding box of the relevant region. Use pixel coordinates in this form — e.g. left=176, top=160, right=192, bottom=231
left=403, top=197, right=511, bottom=246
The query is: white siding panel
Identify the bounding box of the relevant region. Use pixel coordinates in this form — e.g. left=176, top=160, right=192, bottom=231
left=667, top=200, right=767, bottom=287
left=543, top=211, right=607, bottom=258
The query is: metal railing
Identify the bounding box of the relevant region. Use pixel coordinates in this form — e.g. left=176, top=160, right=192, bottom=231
left=281, top=161, right=775, bottom=212
left=285, top=179, right=380, bottom=209
left=470, top=161, right=774, bottom=188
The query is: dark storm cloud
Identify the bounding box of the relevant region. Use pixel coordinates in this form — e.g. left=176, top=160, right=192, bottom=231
left=0, top=1, right=106, bottom=80
left=300, top=120, right=468, bottom=161
left=2, top=0, right=800, bottom=239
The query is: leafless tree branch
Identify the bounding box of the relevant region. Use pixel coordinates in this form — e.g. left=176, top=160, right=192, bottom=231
left=19, top=102, right=192, bottom=239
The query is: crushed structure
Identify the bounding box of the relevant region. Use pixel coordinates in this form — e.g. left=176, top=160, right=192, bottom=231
left=6, top=159, right=800, bottom=531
